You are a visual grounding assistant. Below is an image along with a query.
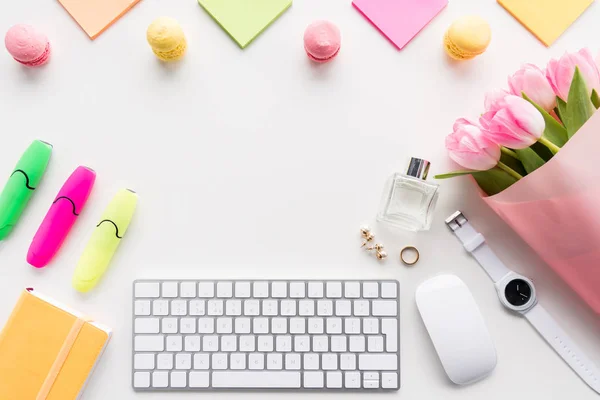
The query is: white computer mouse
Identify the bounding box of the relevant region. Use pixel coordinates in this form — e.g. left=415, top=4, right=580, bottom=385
left=416, top=274, right=497, bottom=385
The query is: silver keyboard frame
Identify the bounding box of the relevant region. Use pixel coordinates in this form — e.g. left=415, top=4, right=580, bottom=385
left=132, top=279, right=401, bottom=391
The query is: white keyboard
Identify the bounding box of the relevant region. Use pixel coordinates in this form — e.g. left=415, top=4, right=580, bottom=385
left=132, top=280, right=400, bottom=391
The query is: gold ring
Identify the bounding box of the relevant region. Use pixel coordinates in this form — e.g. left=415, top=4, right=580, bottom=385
left=400, top=246, right=419, bottom=265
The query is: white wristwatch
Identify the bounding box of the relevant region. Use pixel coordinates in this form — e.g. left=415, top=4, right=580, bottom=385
left=446, top=211, right=600, bottom=394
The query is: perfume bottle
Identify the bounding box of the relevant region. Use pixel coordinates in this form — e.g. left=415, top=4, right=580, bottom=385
left=377, top=158, right=440, bottom=231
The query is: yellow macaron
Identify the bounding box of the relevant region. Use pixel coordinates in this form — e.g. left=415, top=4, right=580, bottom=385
left=444, top=16, right=491, bottom=60
left=146, top=17, right=187, bottom=62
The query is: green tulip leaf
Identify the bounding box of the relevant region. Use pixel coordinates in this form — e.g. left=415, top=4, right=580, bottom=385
left=564, top=67, right=595, bottom=138
left=500, top=151, right=527, bottom=176
left=522, top=93, right=567, bottom=147
left=530, top=142, right=553, bottom=162
left=592, top=89, right=600, bottom=109
left=556, top=98, right=567, bottom=122
left=515, top=147, right=545, bottom=174
left=472, top=168, right=519, bottom=196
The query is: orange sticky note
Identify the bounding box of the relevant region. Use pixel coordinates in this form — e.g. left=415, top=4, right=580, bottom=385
left=498, top=0, right=594, bottom=46
left=58, top=0, right=141, bottom=39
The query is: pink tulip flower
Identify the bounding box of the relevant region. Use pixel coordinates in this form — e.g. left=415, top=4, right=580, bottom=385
left=508, top=64, right=556, bottom=111
left=446, top=118, right=501, bottom=171
left=546, top=48, right=600, bottom=101
left=480, top=95, right=545, bottom=149
left=484, top=88, right=510, bottom=113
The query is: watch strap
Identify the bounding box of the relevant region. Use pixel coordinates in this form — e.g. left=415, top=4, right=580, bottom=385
left=445, top=211, right=510, bottom=283
left=525, top=304, right=600, bottom=393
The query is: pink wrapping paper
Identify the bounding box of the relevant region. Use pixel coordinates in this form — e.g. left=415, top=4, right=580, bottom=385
left=483, top=111, right=600, bottom=315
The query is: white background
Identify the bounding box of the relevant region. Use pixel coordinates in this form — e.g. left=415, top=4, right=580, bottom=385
left=1, top=0, right=600, bottom=398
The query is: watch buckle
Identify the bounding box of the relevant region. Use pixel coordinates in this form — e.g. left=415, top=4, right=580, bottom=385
left=445, top=211, right=468, bottom=231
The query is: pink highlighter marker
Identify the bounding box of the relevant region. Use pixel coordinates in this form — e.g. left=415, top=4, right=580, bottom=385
left=27, top=166, right=96, bottom=268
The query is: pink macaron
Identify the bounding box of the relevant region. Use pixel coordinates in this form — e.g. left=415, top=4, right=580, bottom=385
left=5, top=24, right=51, bottom=67
left=303, top=21, right=341, bottom=63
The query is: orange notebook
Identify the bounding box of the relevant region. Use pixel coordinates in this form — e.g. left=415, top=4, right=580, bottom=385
left=0, top=289, right=111, bottom=400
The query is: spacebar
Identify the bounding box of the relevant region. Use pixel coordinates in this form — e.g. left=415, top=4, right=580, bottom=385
left=212, top=372, right=301, bottom=388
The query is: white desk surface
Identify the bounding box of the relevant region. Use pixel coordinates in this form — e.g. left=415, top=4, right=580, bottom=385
left=2, top=0, right=600, bottom=398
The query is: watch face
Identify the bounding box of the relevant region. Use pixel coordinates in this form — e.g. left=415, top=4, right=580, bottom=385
left=505, top=279, right=532, bottom=307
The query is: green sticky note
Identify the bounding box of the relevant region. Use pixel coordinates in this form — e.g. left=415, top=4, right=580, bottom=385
left=198, top=0, right=292, bottom=48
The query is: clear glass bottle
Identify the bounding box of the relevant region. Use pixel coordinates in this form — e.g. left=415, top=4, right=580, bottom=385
left=377, top=158, right=440, bottom=231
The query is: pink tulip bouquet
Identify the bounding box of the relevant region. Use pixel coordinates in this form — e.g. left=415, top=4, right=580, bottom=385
left=437, top=48, right=600, bottom=315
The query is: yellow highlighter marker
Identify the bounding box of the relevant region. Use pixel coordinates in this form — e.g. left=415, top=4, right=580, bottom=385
left=73, top=189, right=138, bottom=293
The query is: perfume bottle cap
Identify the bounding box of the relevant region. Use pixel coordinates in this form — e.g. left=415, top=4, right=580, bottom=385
left=407, top=157, right=431, bottom=180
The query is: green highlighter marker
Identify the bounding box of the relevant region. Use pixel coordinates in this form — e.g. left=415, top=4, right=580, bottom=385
left=0, top=140, right=52, bottom=241
left=73, top=189, right=138, bottom=292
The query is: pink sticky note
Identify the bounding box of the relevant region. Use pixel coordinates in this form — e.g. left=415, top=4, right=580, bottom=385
left=352, top=0, right=448, bottom=50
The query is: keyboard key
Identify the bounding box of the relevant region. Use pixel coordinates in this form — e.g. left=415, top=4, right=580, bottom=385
left=240, top=335, right=256, bottom=351
left=317, top=300, right=333, bottom=316
left=212, top=371, right=300, bottom=388
left=244, top=300, right=260, bottom=316
left=289, top=282, right=305, bottom=298
left=272, top=318, right=287, bottom=334
left=382, top=319, right=398, bottom=352
left=308, top=282, right=324, bottom=298
left=221, top=335, right=237, bottom=351
left=277, top=336, right=292, bottom=352
left=253, top=282, right=269, bottom=298
left=153, top=300, right=168, bottom=316
left=322, top=354, right=337, bottom=370
left=226, top=300, right=242, bottom=316
left=152, top=371, right=168, bottom=388
left=171, top=300, right=187, bottom=316
left=193, top=353, right=209, bottom=370
left=135, top=335, right=164, bottom=352
left=185, top=335, right=200, bottom=351
left=217, top=282, right=233, bottom=298
left=212, top=353, right=228, bottom=369
left=249, top=353, right=265, bottom=370
left=349, top=336, right=365, bottom=352
left=171, top=371, right=187, bottom=387
left=189, top=371, right=209, bottom=387
left=313, top=336, right=329, bottom=352
left=281, top=300, right=297, bottom=316
left=135, top=318, right=159, bottom=334
left=381, top=372, right=398, bottom=389
left=326, top=318, right=342, bottom=334
left=258, top=336, right=274, bottom=351
left=299, top=300, right=315, bottom=316
left=162, top=282, right=178, bottom=298
left=157, top=353, right=173, bottom=369
left=303, top=353, right=319, bottom=370
left=304, top=371, right=324, bottom=388
left=368, top=336, right=384, bottom=352
left=363, top=282, right=378, bottom=298
left=340, top=354, right=356, bottom=370
left=235, top=317, right=251, bottom=333
left=207, top=300, right=224, bottom=316
left=344, top=282, right=360, bottom=298
left=235, top=282, right=251, bottom=298
left=134, top=371, right=150, bottom=388
left=135, top=282, right=159, bottom=298
left=231, top=353, right=246, bottom=369
left=189, top=300, right=205, bottom=316
left=345, top=372, right=360, bottom=388
left=359, top=354, right=397, bottom=370
left=308, top=318, right=324, bottom=334
left=198, top=282, right=214, bottom=298
left=202, top=336, right=219, bottom=351
left=166, top=335, right=183, bottom=351
left=363, top=318, right=379, bottom=334
left=372, top=301, right=397, bottom=316
left=134, top=354, right=155, bottom=369
left=290, top=318, right=306, bottom=334
left=285, top=353, right=301, bottom=370
left=327, top=371, right=342, bottom=388
left=381, top=282, right=397, bottom=298
left=294, top=336, right=310, bottom=352
left=135, top=300, right=151, bottom=316
left=354, top=300, right=369, bottom=316
left=335, top=300, right=351, bottom=316
left=198, top=318, right=214, bottom=333
left=262, top=300, right=278, bottom=316
left=253, top=318, right=269, bottom=334
left=364, top=379, right=379, bottom=389
left=162, top=318, right=178, bottom=334
left=271, top=282, right=287, bottom=298
left=326, top=282, right=342, bottom=298
left=267, top=353, right=283, bottom=369
left=344, top=318, right=361, bottom=334
left=180, top=318, right=196, bottom=334
left=331, top=336, right=347, bottom=352
left=176, top=353, right=191, bottom=369
left=180, top=282, right=197, bottom=298
left=216, top=317, right=233, bottom=334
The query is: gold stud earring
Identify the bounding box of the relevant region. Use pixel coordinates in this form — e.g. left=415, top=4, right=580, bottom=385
left=366, top=243, right=388, bottom=260
left=360, top=226, right=375, bottom=247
